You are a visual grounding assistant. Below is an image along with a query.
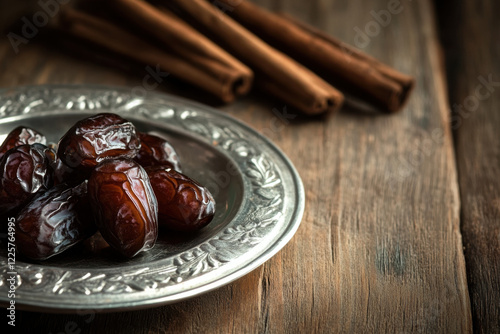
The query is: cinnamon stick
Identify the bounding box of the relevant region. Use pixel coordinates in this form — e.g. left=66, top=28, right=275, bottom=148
left=110, top=0, right=252, bottom=97
left=164, top=0, right=344, bottom=115
left=58, top=8, right=251, bottom=103
left=213, top=0, right=414, bottom=112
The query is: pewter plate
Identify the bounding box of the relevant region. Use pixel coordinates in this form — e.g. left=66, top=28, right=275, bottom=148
left=0, top=85, right=304, bottom=312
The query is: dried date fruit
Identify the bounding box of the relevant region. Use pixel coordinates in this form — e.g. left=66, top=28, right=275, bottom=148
left=15, top=182, right=96, bottom=260
left=88, top=159, right=158, bottom=258
left=0, top=126, right=46, bottom=159
left=146, top=166, right=215, bottom=232
left=134, top=132, right=182, bottom=171
left=0, top=144, right=53, bottom=215
left=57, top=113, right=140, bottom=173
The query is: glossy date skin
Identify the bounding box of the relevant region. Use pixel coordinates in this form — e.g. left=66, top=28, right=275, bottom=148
left=0, top=126, right=46, bottom=159
left=146, top=166, right=215, bottom=232
left=16, top=182, right=96, bottom=260
left=134, top=132, right=182, bottom=172
left=57, top=113, right=140, bottom=173
left=88, top=159, right=158, bottom=258
left=0, top=144, right=53, bottom=215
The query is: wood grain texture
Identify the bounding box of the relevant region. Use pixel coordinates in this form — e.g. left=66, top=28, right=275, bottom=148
left=437, top=0, right=500, bottom=332
left=1, top=0, right=475, bottom=332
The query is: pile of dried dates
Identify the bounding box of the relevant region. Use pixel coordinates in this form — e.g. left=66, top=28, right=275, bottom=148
left=0, top=113, right=215, bottom=260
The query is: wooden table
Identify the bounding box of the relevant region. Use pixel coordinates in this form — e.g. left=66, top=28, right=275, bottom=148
left=1, top=0, right=498, bottom=332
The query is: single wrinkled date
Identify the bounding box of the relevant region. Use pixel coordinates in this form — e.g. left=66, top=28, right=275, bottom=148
left=0, top=113, right=216, bottom=260
left=135, top=132, right=182, bottom=171
left=0, top=126, right=46, bottom=159
left=146, top=166, right=215, bottom=232
left=57, top=113, right=140, bottom=172
left=16, top=182, right=96, bottom=260
left=0, top=144, right=53, bottom=216
left=89, top=159, right=158, bottom=258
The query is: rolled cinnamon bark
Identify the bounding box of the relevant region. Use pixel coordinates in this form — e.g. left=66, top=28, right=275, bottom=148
left=165, top=0, right=344, bottom=115
left=111, top=0, right=253, bottom=97
left=212, top=0, right=414, bottom=112
left=58, top=8, right=251, bottom=103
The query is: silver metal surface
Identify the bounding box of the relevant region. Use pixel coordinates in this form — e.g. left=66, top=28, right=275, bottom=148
left=0, top=85, right=305, bottom=312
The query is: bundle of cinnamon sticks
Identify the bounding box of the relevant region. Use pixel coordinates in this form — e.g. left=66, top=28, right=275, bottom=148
left=55, top=0, right=414, bottom=115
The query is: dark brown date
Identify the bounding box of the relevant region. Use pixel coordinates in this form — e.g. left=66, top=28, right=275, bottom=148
left=134, top=132, right=181, bottom=172
left=88, top=159, right=158, bottom=258
left=146, top=166, right=215, bottom=232
left=15, top=182, right=96, bottom=260
left=57, top=113, right=140, bottom=173
left=0, top=144, right=53, bottom=215
left=0, top=126, right=46, bottom=159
